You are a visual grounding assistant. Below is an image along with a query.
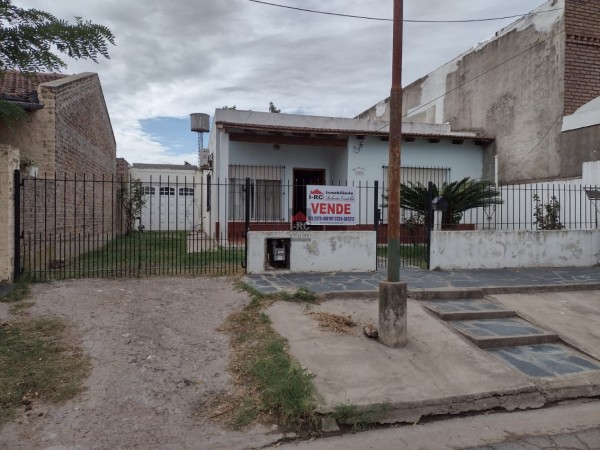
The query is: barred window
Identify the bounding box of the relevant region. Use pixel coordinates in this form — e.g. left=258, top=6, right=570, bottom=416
left=143, top=186, right=155, bottom=195
left=160, top=187, right=175, bottom=196
left=228, top=165, right=284, bottom=221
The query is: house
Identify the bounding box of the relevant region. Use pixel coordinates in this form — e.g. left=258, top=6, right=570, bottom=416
left=203, top=108, right=492, bottom=241
left=128, top=163, right=202, bottom=231
left=358, top=0, right=600, bottom=184
left=0, top=70, right=116, bottom=177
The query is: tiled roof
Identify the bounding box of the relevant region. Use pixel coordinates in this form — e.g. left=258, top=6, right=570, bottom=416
left=0, top=70, right=68, bottom=103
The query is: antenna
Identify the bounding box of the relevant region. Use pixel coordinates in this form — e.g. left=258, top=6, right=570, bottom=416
left=190, top=113, right=210, bottom=169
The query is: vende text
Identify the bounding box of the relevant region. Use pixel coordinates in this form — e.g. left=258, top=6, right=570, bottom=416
left=310, top=203, right=351, bottom=215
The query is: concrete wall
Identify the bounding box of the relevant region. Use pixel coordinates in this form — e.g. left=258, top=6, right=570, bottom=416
left=247, top=230, right=376, bottom=274
left=0, top=145, right=19, bottom=282
left=430, top=230, right=600, bottom=270
left=358, top=0, right=568, bottom=183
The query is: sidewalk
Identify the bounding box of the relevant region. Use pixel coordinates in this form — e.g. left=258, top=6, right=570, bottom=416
left=245, top=266, right=600, bottom=295
left=254, top=266, right=600, bottom=427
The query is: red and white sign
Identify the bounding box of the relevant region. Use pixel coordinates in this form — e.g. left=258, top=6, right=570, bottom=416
left=306, top=185, right=357, bottom=226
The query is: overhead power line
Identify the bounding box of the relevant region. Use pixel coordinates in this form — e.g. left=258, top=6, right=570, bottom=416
left=249, top=0, right=563, bottom=24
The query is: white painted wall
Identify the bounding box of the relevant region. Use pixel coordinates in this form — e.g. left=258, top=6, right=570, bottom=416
left=347, top=137, right=483, bottom=184
left=247, top=230, right=376, bottom=274
left=129, top=167, right=202, bottom=231
left=430, top=230, right=600, bottom=269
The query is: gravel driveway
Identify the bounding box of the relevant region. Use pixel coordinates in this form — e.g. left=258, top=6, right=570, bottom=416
left=0, top=277, right=283, bottom=450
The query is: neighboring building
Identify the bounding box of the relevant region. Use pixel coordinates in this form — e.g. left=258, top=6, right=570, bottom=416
left=204, top=108, right=491, bottom=240
left=0, top=71, right=118, bottom=275
left=0, top=70, right=116, bottom=177
left=358, top=0, right=600, bottom=184
left=129, top=163, right=202, bottom=231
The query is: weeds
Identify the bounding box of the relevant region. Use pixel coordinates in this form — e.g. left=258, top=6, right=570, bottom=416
left=332, top=403, right=392, bottom=432
left=218, top=283, right=318, bottom=430
left=1, top=277, right=31, bottom=303
left=280, top=287, right=319, bottom=303
left=0, top=318, right=91, bottom=424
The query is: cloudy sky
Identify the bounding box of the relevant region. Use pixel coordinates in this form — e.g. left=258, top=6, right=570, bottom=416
left=16, top=0, right=548, bottom=165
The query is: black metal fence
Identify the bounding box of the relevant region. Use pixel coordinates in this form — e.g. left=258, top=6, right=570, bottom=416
left=19, top=171, right=591, bottom=280
left=16, top=173, right=246, bottom=280
left=445, top=183, right=600, bottom=230
left=15, top=172, right=409, bottom=280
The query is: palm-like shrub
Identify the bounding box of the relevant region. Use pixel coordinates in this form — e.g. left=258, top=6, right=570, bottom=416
left=399, top=177, right=503, bottom=228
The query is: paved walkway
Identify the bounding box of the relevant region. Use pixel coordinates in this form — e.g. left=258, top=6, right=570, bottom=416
left=245, top=266, right=600, bottom=294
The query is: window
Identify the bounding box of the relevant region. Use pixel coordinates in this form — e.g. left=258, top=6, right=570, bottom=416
left=382, top=165, right=450, bottom=187
left=143, top=186, right=155, bottom=195
left=179, top=187, right=194, bottom=196
left=160, top=187, right=175, bottom=196
left=381, top=165, right=451, bottom=224
left=228, top=165, right=284, bottom=221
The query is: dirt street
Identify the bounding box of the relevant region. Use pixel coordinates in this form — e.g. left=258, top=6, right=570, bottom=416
left=0, top=277, right=283, bottom=450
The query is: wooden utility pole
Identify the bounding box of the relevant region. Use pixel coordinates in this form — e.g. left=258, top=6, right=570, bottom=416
left=378, top=0, right=407, bottom=348
left=387, top=0, right=403, bottom=282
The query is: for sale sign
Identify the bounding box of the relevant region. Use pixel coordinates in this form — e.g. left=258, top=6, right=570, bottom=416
left=306, top=185, right=357, bottom=226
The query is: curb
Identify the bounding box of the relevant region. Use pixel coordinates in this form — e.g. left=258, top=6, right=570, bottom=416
left=317, top=282, right=600, bottom=300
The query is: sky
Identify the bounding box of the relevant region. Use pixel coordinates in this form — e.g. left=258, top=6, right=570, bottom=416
left=15, top=0, right=549, bottom=165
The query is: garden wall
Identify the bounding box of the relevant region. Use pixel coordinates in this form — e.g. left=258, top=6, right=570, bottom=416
left=430, top=230, right=600, bottom=269
left=247, top=230, right=376, bottom=274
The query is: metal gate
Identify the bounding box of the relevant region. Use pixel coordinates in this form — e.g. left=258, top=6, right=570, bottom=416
left=375, top=180, right=433, bottom=270
left=14, top=172, right=245, bottom=280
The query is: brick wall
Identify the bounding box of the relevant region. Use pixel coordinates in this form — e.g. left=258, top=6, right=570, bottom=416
left=564, top=0, right=600, bottom=115
left=43, top=72, right=116, bottom=177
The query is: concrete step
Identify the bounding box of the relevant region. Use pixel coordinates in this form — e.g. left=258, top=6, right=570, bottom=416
left=448, top=317, right=561, bottom=349
left=488, top=343, right=600, bottom=378
left=423, top=298, right=515, bottom=321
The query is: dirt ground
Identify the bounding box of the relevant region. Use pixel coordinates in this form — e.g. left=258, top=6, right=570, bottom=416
left=0, top=277, right=285, bottom=450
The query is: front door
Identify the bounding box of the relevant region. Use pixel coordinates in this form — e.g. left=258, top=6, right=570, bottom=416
left=292, top=168, right=325, bottom=222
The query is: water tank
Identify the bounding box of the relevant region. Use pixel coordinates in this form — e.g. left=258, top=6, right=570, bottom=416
left=190, top=113, right=210, bottom=133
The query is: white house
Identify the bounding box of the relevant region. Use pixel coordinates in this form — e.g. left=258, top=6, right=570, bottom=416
left=129, top=163, right=202, bottom=231
left=203, top=109, right=492, bottom=241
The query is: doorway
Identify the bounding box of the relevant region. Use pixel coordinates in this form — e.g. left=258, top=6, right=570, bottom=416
left=292, top=168, right=325, bottom=222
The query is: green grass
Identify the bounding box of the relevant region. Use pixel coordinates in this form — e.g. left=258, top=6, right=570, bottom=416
left=0, top=318, right=91, bottom=424
left=1, top=277, right=31, bottom=303
left=32, top=231, right=244, bottom=279
left=333, top=402, right=393, bottom=432
left=223, top=284, right=318, bottom=430
left=377, top=244, right=428, bottom=269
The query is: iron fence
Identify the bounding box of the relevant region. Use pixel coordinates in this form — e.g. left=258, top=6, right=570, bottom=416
left=449, top=183, right=600, bottom=230
left=16, top=170, right=435, bottom=279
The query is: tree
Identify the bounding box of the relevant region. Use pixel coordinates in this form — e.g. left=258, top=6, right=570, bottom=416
left=268, top=102, right=280, bottom=113
left=0, top=1, right=115, bottom=128
left=120, top=178, right=146, bottom=235
left=398, top=177, right=503, bottom=228
left=0, top=1, right=115, bottom=74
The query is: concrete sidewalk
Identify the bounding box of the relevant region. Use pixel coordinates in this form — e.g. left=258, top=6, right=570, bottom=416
left=246, top=266, right=600, bottom=295
left=265, top=287, right=600, bottom=426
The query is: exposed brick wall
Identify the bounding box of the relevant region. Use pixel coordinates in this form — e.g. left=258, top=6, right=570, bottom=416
left=0, top=101, right=57, bottom=175
left=564, top=0, right=600, bottom=115
left=44, top=72, right=116, bottom=177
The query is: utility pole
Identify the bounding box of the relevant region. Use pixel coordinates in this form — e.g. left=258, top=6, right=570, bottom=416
left=379, top=0, right=407, bottom=348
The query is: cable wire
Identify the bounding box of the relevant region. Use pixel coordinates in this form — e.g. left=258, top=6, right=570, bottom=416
left=249, top=0, right=563, bottom=24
